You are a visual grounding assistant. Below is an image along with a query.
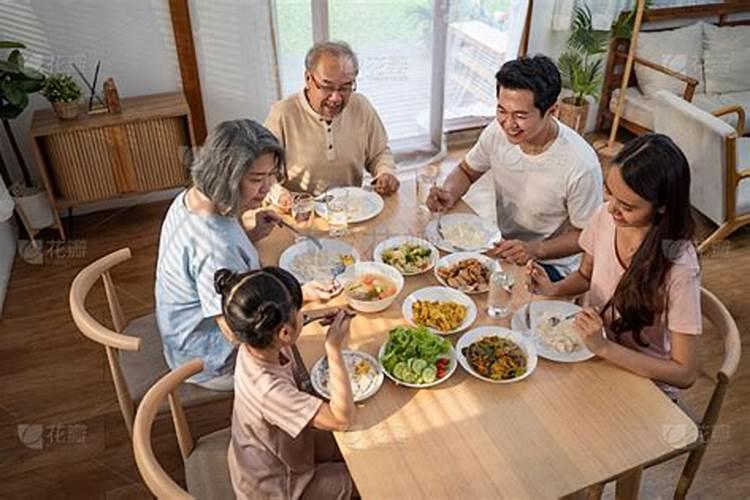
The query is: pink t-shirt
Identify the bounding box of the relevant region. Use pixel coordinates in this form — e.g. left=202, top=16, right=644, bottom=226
left=579, top=205, right=702, bottom=372
left=228, top=345, right=323, bottom=500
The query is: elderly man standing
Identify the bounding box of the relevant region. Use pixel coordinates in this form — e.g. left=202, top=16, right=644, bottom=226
left=265, top=41, right=399, bottom=205
left=428, top=55, right=602, bottom=281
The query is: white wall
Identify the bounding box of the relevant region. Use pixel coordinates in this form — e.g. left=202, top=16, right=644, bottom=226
left=0, top=0, right=281, bottom=218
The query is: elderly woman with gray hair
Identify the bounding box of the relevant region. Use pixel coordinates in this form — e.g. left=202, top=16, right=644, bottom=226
left=154, top=119, right=290, bottom=390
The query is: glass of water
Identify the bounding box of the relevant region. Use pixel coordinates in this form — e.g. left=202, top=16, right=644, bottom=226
left=292, top=193, right=314, bottom=231
left=487, top=268, right=515, bottom=318
left=416, top=164, right=439, bottom=212
left=326, top=190, right=348, bottom=237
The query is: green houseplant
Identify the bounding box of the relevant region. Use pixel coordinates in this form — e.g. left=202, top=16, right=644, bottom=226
left=0, top=41, right=56, bottom=235
left=557, top=4, right=607, bottom=133
left=0, top=40, right=45, bottom=187
left=42, top=73, right=82, bottom=120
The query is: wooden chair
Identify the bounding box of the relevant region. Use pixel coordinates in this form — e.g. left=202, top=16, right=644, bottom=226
left=583, top=287, right=741, bottom=500
left=654, top=91, right=750, bottom=252
left=643, top=287, right=741, bottom=499
left=69, top=248, right=232, bottom=436
left=133, top=358, right=233, bottom=499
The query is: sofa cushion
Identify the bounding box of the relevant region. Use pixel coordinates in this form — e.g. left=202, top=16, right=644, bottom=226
left=635, top=22, right=704, bottom=98
left=704, top=24, right=750, bottom=95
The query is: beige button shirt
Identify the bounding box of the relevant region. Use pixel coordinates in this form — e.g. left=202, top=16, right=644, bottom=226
left=264, top=91, right=396, bottom=195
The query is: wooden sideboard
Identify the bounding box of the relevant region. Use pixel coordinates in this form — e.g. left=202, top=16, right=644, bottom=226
left=29, top=92, right=195, bottom=239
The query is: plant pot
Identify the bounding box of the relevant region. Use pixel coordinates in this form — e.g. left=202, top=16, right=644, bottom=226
left=52, top=101, right=80, bottom=120
left=13, top=190, right=55, bottom=231
left=557, top=97, right=589, bottom=134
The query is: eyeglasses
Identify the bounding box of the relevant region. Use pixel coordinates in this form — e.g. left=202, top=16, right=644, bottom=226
left=309, top=72, right=357, bottom=96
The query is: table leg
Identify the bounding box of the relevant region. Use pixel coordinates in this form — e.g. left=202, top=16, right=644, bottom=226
left=615, top=466, right=643, bottom=500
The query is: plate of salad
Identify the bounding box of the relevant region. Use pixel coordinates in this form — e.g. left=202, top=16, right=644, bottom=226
left=373, top=236, right=438, bottom=276
left=378, top=325, right=457, bottom=388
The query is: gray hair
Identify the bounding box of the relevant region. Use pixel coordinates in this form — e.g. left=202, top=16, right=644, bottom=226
left=191, top=119, right=284, bottom=217
left=304, top=41, right=359, bottom=75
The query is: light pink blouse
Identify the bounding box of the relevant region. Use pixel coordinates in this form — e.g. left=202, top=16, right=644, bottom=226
left=579, top=205, right=702, bottom=395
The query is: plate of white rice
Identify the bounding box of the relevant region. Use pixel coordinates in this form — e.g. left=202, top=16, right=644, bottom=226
left=511, top=300, right=596, bottom=363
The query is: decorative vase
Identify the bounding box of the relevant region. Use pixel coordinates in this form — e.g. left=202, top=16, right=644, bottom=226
left=52, top=101, right=80, bottom=120
left=557, top=97, right=590, bottom=134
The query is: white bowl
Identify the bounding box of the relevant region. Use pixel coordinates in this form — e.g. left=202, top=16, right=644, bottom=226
left=401, top=286, right=477, bottom=335
left=373, top=235, right=439, bottom=276
left=456, top=326, right=538, bottom=384
left=434, top=252, right=501, bottom=295
left=378, top=332, right=458, bottom=388
left=343, top=261, right=405, bottom=313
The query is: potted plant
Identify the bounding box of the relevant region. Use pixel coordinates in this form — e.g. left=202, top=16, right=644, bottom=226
left=41, top=73, right=82, bottom=120
left=557, top=5, right=607, bottom=133
left=0, top=41, right=56, bottom=235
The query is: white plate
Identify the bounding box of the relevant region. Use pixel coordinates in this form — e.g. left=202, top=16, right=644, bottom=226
left=310, top=350, right=384, bottom=403
left=378, top=330, right=457, bottom=388
left=373, top=235, right=439, bottom=276
left=425, top=213, right=502, bottom=253
left=401, top=286, right=476, bottom=335
left=314, top=187, right=385, bottom=224
left=456, top=326, right=538, bottom=383
left=510, top=301, right=595, bottom=363
left=434, top=252, right=501, bottom=295
left=278, top=238, right=360, bottom=284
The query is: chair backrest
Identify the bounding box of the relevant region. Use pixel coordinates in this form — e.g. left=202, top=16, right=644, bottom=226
left=698, top=287, right=741, bottom=438
left=69, top=247, right=141, bottom=435
left=654, top=90, right=736, bottom=226
left=133, top=358, right=202, bottom=500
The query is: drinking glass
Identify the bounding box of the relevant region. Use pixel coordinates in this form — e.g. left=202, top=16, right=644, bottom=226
left=487, top=268, right=515, bottom=318
left=326, top=190, right=348, bottom=237
left=416, top=164, right=439, bottom=213
left=291, top=193, right=314, bottom=231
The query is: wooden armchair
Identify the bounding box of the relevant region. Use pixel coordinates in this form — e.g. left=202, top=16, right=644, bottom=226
left=654, top=92, right=750, bottom=252
left=642, top=287, right=741, bottom=498
left=582, top=287, right=741, bottom=500
left=133, top=358, right=234, bottom=499
left=69, top=248, right=232, bottom=436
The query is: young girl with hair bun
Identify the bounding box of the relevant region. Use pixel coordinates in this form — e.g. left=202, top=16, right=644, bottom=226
left=529, top=133, right=702, bottom=399
left=214, top=266, right=356, bottom=499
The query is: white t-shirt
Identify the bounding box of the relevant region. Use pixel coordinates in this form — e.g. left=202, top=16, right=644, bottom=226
left=465, top=119, right=602, bottom=275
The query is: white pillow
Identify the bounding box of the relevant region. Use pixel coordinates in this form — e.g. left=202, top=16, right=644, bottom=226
left=634, top=22, right=704, bottom=98
left=704, top=24, right=750, bottom=95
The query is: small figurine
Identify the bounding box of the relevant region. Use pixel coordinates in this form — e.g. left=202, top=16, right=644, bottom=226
left=103, top=77, right=121, bottom=114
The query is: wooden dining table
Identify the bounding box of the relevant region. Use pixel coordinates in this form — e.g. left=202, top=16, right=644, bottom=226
left=255, top=177, right=699, bottom=499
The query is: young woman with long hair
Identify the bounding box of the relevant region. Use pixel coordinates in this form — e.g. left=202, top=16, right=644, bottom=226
left=529, top=133, right=701, bottom=396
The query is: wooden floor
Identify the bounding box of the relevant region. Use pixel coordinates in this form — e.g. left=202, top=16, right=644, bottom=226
left=1, top=151, right=749, bottom=498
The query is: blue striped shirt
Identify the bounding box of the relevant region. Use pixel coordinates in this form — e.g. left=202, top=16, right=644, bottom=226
left=155, top=191, right=259, bottom=383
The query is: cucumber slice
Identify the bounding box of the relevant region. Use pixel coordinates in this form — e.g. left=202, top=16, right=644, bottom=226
left=392, top=361, right=408, bottom=380
left=409, top=358, right=428, bottom=373
left=420, top=365, right=437, bottom=384
left=402, top=369, right=419, bottom=384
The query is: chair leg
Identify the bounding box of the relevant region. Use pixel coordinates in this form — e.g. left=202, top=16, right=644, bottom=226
left=615, top=466, right=643, bottom=500
left=674, top=444, right=707, bottom=500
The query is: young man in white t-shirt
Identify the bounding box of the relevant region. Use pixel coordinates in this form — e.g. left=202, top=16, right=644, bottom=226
left=427, top=55, right=603, bottom=280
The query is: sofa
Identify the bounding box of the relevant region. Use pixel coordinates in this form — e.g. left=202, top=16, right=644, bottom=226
left=599, top=15, right=750, bottom=135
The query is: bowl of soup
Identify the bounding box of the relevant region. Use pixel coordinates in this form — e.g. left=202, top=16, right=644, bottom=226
left=344, top=262, right=404, bottom=313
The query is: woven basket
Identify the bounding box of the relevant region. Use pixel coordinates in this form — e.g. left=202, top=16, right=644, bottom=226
left=557, top=97, right=589, bottom=134
left=52, top=101, right=80, bottom=120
